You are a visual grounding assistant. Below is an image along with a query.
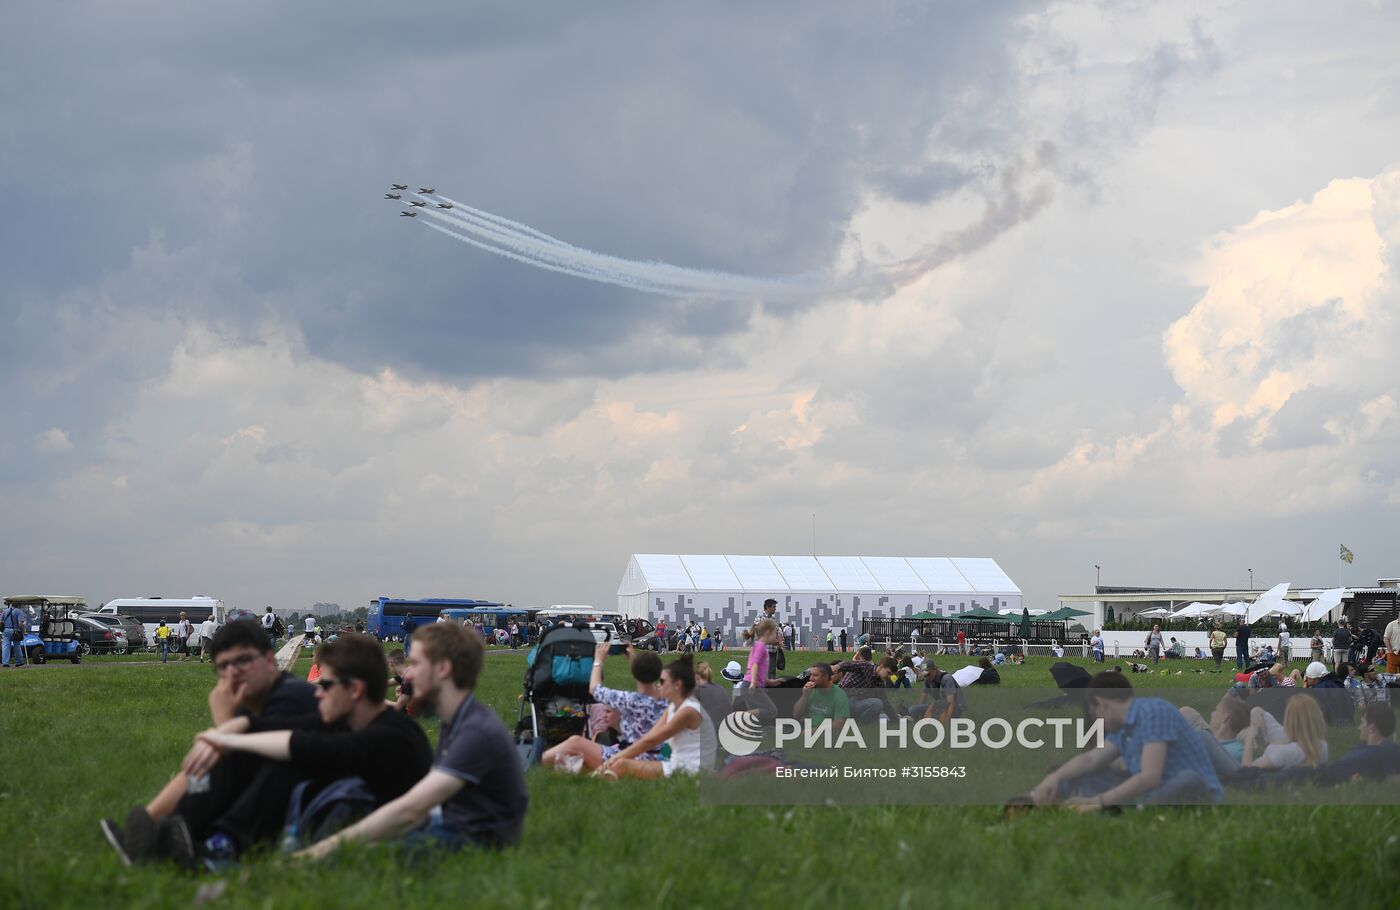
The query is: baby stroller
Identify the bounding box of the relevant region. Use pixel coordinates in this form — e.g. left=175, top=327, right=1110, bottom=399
left=514, top=622, right=598, bottom=767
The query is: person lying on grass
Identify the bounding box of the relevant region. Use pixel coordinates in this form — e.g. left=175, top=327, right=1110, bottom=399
left=1240, top=695, right=1328, bottom=772
left=542, top=641, right=665, bottom=773
left=100, top=620, right=318, bottom=867
left=166, top=634, right=434, bottom=866
left=294, top=622, right=527, bottom=859
left=1023, top=671, right=1223, bottom=810
left=595, top=656, right=715, bottom=779
left=1178, top=691, right=1251, bottom=774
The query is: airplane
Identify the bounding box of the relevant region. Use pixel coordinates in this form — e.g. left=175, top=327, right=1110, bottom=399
left=400, top=211, right=418, bottom=217
left=384, top=193, right=401, bottom=199
left=417, top=187, right=435, bottom=194
left=436, top=202, right=454, bottom=209
left=408, top=200, right=427, bottom=207
left=390, top=184, right=408, bottom=190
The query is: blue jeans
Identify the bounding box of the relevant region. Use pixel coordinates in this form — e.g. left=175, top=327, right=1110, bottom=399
left=1236, top=645, right=1247, bottom=669
left=160, top=639, right=169, bottom=662
left=849, top=697, right=886, bottom=724
left=3, top=629, right=26, bottom=666
left=1056, top=768, right=1218, bottom=805
left=398, top=820, right=479, bottom=864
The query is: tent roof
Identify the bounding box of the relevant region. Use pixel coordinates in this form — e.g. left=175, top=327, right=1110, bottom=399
left=619, top=555, right=1020, bottom=595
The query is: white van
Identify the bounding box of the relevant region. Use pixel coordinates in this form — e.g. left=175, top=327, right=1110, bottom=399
left=98, top=596, right=225, bottom=642
left=535, top=606, right=627, bottom=649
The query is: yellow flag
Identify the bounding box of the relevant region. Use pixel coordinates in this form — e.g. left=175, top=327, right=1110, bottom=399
left=1339, top=544, right=1354, bottom=564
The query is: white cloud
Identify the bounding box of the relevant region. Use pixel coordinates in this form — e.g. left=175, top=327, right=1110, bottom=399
left=1021, top=164, right=1400, bottom=522
left=33, top=428, right=73, bottom=454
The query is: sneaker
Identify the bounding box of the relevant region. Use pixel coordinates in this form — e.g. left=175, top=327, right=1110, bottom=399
left=1001, top=794, right=1035, bottom=820
left=100, top=818, right=133, bottom=867
left=157, top=816, right=197, bottom=869
left=198, top=831, right=239, bottom=874
left=123, top=805, right=159, bottom=863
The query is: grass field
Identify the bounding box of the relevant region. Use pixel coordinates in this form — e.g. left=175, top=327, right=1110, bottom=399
left=1, top=649, right=1394, bottom=909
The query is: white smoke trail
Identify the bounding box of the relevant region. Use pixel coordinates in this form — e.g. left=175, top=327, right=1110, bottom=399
left=408, top=192, right=828, bottom=299
left=392, top=151, right=1055, bottom=299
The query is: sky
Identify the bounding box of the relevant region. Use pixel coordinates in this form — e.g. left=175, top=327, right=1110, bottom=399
left=3, top=1, right=1399, bottom=614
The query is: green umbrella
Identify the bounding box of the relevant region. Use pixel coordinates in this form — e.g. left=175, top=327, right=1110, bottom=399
left=908, top=611, right=939, bottom=620
left=1106, top=606, right=1115, bottom=625
left=953, top=607, right=1004, bottom=620
left=1018, top=607, right=1032, bottom=639
left=1040, top=606, right=1091, bottom=622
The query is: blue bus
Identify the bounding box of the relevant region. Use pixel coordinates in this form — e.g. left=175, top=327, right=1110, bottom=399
left=367, top=597, right=504, bottom=641
left=440, top=606, right=531, bottom=644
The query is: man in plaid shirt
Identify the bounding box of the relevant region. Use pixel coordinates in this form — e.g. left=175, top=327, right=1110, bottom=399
left=837, top=647, right=889, bottom=723
left=761, top=599, right=784, bottom=674
left=1028, top=672, right=1222, bottom=809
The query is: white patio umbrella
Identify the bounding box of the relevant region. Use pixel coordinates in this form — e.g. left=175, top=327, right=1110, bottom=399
left=1302, top=588, right=1345, bottom=623
left=1138, top=607, right=1173, bottom=618
left=1215, top=602, right=1249, bottom=618
left=1171, top=602, right=1214, bottom=619
left=1246, top=582, right=1292, bottom=624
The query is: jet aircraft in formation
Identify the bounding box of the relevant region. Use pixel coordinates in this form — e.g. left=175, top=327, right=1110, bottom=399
left=388, top=184, right=438, bottom=221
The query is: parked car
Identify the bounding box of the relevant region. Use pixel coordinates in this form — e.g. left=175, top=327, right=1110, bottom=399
left=70, top=615, right=121, bottom=655
left=78, top=612, right=146, bottom=654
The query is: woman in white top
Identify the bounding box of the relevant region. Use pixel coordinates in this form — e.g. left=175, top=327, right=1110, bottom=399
left=597, top=656, right=715, bottom=778
left=1242, top=696, right=1328, bottom=771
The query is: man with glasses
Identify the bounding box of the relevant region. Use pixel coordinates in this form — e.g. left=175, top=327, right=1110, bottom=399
left=100, top=620, right=317, bottom=866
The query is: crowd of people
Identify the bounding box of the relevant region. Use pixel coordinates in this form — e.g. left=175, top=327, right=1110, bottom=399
left=1119, top=615, right=1396, bottom=673
left=96, top=601, right=1399, bottom=871
left=1015, top=668, right=1399, bottom=811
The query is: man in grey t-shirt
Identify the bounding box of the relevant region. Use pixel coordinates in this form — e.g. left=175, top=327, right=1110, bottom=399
left=905, top=663, right=964, bottom=722
left=296, top=622, right=528, bottom=859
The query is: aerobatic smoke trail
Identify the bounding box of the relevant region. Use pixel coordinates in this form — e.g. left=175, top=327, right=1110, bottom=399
left=391, top=149, right=1055, bottom=299
left=412, top=192, right=828, bottom=299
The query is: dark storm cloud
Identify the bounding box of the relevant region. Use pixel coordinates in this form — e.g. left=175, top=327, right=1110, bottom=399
left=1, top=1, right=1045, bottom=388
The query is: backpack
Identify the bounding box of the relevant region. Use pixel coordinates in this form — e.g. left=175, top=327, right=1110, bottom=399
left=279, top=777, right=378, bottom=852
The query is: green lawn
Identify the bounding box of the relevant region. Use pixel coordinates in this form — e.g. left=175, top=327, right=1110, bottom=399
left=0, top=650, right=1394, bottom=909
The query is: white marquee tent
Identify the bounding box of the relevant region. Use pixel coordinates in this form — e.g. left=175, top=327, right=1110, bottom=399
left=617, top=554, right=1022, bottom=643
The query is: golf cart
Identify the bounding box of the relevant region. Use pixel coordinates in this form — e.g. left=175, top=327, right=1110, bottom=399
left=5, top=595, right=85, bottom=664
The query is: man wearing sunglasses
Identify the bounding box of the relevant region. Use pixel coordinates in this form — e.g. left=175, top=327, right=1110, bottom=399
left=101, top=620, right=317, bottom=867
